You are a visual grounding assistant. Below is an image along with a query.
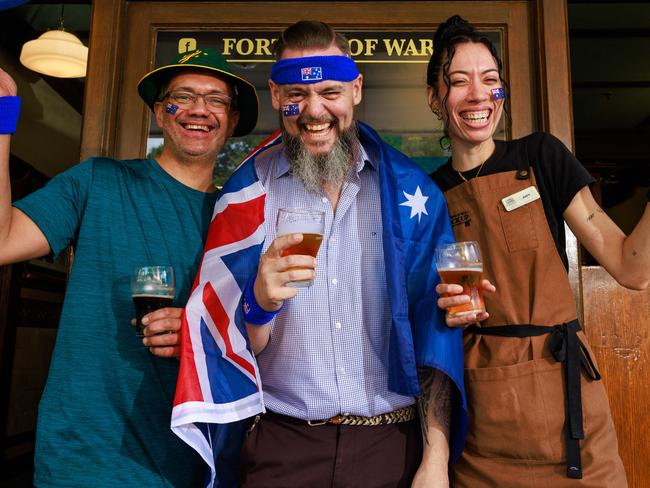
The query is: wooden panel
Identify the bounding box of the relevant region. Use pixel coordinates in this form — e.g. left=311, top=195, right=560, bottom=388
left=80, top=0, right=126, bottom=160
left=582, top=266, right=650, bottom=486
left=116, top=1, right=535, bottom=159
left=535, top=0, right=574, bottom=150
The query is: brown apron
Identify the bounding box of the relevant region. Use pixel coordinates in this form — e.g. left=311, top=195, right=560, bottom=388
left=443, top=163, right=627, bottom=487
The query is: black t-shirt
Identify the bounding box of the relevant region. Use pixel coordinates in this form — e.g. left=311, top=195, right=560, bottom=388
left=430, top=132, right=595, bottom=269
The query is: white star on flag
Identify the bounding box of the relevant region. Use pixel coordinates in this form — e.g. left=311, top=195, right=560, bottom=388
left=400, top=186, right=429, bottom=223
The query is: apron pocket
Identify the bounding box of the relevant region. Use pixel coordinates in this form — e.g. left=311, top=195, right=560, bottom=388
left=498, top=203, right=539, bottom=252
left=464, top=356, right=565, bottom=461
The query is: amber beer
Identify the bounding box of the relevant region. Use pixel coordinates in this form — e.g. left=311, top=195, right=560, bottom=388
left=438, top=267, right=485, bottom=317
left=281, top=233, right=324, bottom=259
left=276, top=208, right=325, bottom=287
left=435, top=241, right=485, bottom=318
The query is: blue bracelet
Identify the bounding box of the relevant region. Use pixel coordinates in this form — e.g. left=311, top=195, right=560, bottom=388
left=0, top=96, right=21, bottom=134
left=242, top=276, right=283, bottom=326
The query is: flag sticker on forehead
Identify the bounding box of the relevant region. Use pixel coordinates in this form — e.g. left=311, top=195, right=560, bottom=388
left=301, top=66, right=323, bottom=81
left=271, top=55, right=359, bottom=85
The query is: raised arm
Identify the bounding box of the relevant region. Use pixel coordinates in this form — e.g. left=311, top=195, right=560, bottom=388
left=564, top=186, right=650, bottom=290
left=411, top=367, right=452, bottom=488
left=0, top=68, right=51, bottom=265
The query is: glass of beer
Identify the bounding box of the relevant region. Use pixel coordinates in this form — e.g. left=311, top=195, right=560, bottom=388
left=276, top=208, right=325, bottom=287
left=131, top=266, right=175, bottom=337
left=434, top=241, right=485, bottom=317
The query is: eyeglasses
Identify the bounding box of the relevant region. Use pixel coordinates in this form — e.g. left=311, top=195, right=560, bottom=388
left=162, top=90, right=232, bottom=112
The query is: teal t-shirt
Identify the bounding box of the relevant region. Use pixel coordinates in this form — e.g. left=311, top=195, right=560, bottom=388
left=14, top=157, right=217, bottom=487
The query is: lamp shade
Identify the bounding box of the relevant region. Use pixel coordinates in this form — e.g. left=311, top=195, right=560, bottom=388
left=20, top=29, right=88, bottom=78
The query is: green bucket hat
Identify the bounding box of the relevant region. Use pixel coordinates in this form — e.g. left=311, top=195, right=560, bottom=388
left=137, top=48, right=258, bottom=137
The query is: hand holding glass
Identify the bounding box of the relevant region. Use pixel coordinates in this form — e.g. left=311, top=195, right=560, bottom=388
left=435, top=241, right=486, bottom=317
left=131, top=266, right=175, bottom=337
left=276, top=208, right=324, bottom=287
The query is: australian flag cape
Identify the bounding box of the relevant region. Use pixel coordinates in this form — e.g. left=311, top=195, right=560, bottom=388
left=171, top=121, right=468, bottom=487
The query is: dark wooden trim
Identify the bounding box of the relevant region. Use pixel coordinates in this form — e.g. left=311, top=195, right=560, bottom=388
left=0, top=263, right=23, bottom=448
left=535, top=0, right=575, bottom=151
left=79, top=0, right=126, bottom=160
left=570, top=28, right=650, bottom=38
left=573, top=81, right=650, bottom=89
left=3, top=431, right=36, bottom=448
left=568, top=0, right=649, bottom=4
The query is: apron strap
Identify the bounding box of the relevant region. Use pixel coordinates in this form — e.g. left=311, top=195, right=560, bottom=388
left=466, top=319, right=600, bottom=479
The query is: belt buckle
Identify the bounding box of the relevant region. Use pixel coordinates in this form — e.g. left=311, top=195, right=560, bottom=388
left=307, top=419, right=328, bottom=427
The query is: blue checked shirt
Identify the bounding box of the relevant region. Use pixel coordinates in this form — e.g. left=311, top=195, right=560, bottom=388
left=255, top=142, right=415, bottom=420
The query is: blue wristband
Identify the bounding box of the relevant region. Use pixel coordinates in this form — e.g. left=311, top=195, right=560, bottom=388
left=242, top=276, right=283, bottom=326
left=0, top=96, right=21, bottom=134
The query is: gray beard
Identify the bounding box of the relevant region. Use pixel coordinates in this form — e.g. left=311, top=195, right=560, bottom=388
left=283, top=122, right=359, bottom=194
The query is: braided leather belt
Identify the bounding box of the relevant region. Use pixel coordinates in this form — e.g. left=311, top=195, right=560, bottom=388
left=306, top=404, right=416, bottom=427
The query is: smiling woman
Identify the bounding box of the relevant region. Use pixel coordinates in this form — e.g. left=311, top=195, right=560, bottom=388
left=428, top=14, right=648, bottom=488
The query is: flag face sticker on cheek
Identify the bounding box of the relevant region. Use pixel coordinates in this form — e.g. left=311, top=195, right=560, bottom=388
left=282, top=104, right=300, bottom=117
left=491, top=88, right=505, bottom=100
left=165, top=103, right=179, bottom=114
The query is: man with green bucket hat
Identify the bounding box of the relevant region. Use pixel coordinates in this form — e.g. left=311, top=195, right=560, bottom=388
left=0, top=48, right=257, bottom=487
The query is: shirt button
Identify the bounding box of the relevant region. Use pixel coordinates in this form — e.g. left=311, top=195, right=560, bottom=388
left=335, top=322, right=342, bottom=329
left=332, top=278, right=338, bottom=285
left=343, top=412, right=350, bottom=416
left=321, top=197, right=328, bottom=203
left=339, top=367, right=345, bottom=374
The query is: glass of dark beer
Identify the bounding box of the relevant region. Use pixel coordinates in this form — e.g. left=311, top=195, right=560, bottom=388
left=434, top=241, right=485, bottom=317
left=276, top=208, right=325, bottom=287
left=131, top=266, right=175, bottom=337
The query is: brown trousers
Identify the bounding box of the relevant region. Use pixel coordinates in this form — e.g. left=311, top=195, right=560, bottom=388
left=240, top=411, right=422, bottom=488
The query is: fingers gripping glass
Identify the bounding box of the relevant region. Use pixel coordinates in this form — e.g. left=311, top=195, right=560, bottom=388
left=434, top=241, right=486, bottom=318
left=276, top=208, right=325, bottom=288
left=131, top=266, right=175, bottom=337
left=162, top=90, right=232, bottom=112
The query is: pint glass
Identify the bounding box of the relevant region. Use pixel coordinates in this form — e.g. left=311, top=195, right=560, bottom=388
left=131, top=266, right=175, bottom=337
left=276, top=208, right=325, bottom=287
left=435, top=241, right=485, bottom=317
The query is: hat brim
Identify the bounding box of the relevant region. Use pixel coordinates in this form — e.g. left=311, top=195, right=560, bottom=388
left=137, top=63, right=258, bottom=137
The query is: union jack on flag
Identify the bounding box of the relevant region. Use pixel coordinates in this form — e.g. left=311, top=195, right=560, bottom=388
left=300, top=66, right=322, bottom=81
left=171, top=131, right=282, bottom=488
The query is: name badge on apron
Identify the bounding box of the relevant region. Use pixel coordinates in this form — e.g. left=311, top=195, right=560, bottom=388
left=501, top=186, right=541, bottom=212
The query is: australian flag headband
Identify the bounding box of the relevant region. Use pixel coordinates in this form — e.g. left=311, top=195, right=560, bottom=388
left=270, top=55, right=359, bottom=85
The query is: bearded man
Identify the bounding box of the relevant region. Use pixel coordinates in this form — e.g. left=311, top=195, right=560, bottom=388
left=223, top=20, right=471, bottom=488
left=175, top=20, right=467, bottom=488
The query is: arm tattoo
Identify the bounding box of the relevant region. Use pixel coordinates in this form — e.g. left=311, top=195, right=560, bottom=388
left=587, top=208, right=605, bottom=223
left=417, top=367, right=452, bottom=445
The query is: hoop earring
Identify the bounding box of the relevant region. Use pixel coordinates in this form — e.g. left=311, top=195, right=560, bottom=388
left=439, top=135, right=451, bottom=151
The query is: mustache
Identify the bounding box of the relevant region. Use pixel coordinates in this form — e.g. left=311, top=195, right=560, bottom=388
left=296, top=114, right=337, bottom=127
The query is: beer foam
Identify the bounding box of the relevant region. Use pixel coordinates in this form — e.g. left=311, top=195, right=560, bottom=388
left=277, top=221, right=323, bottom=236
left=133, top=287, right=175, bottom=298
left=437, top=266, right=483, bottom=272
